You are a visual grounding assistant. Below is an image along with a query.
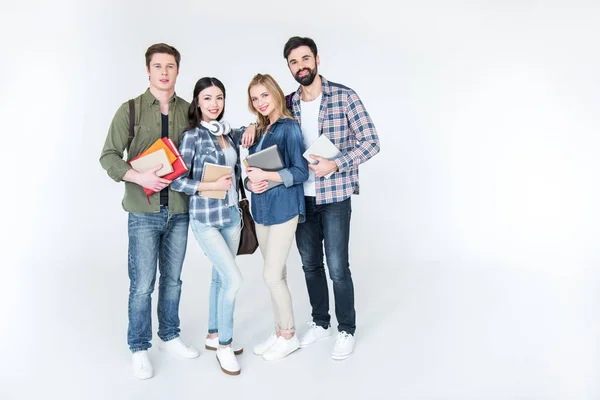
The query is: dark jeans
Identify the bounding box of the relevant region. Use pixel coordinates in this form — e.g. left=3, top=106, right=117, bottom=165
left=127, top=207, right=189, bottom=352
left=295, top=197, right=355, bottom=335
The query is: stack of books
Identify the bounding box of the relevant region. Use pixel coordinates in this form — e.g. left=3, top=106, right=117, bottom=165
left=129, top=138, right=189, bottom=196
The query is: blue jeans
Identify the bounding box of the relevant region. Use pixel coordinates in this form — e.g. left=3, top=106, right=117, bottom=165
left=127, top=207, right=189, bottom=352
left=190, top=206, right=242, bottom=346
left=295, top=197, right=355, bottom=335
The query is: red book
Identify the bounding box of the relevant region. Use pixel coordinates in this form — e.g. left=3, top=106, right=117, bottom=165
left=143, top=138, right=189, bottom=196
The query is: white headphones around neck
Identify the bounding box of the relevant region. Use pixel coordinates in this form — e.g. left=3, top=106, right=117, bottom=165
left=201, top=120, right=231, bottom=136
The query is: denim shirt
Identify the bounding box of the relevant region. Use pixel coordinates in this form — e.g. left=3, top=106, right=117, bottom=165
left=171, top=125, right=244, bottom=227
left=246, top=118, right=308, bottom=226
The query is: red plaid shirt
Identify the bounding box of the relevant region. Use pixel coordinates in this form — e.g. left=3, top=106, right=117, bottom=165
left=288, top=76, right=380, bottom=205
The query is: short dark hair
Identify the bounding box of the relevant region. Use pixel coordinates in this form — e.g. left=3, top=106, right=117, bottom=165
left=145, top=43, right=181, bottom=69
left=283, top=36, right=318, bottom=60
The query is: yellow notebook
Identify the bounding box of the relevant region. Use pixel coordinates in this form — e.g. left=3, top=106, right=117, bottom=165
left=200, top=162, right=232, bottom=199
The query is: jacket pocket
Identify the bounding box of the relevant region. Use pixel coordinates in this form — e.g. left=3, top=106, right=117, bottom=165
left=200, top=146, right=217, bottom=155
left=199, top=146, right=218, bottom=165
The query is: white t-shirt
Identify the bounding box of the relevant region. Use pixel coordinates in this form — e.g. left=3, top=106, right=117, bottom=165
left=300, top=93, right=322, bottom=197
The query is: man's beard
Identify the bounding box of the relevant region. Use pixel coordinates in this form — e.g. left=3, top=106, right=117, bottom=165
left=294, top=67, right=318, bottom=86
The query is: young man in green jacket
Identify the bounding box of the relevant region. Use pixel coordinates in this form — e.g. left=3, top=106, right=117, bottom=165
left=100, top=43, right=198, bottom=380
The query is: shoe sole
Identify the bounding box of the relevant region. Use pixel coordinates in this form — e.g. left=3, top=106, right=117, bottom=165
left=157, top=346, right=199, bottom=359
left=331, top=352, right=352, bottom=360
left=253, top=340, right=278, bottom=355
left=216, top=355, right=241, bottom=376
left=299, top=334, right=332, bottom=349
left=262, top=346, right=300, bottom=361
left=206, top=345, right=243, bottom=355
left=253, top=346, right=274, bottom=356
left=134, top=373, right=153, bottom=380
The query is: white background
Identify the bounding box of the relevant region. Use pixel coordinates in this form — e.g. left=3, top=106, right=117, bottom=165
left=1, top=1, right=599, bottom=399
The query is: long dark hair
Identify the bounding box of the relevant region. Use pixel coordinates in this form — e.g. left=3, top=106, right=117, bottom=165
left=186, top=77, right=226, bottom=132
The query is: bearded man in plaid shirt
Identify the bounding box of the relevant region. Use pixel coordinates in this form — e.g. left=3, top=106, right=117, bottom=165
left=282, top=36, right=380, bottom=360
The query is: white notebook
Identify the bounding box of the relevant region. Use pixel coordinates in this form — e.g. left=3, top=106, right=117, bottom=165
left=302, top=134, right=341, bottom=179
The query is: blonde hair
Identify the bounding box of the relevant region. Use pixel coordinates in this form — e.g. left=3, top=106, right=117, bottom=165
left=247, top=73, right=293, bottom=143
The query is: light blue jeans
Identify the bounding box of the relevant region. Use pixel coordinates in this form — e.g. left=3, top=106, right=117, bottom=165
left=190, top=206, right=242, bottom=346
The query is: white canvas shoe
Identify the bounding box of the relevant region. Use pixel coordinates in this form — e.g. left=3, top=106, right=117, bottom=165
left=331, top=331, right=355, bottom=360
left=205, top=336, right=243, bottom=355
left=216, top=347, right=241, bottom=375
left=132, top=350, right=153, bottom=380
left=253, top=334, right=278, bottom=355
left=299, top=322, right=332, bottom=348
left=158, top=337, right=200, bottom=359
left=262, top=335, right=300, bottom=361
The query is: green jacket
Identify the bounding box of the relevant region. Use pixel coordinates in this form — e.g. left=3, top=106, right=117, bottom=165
left=100, top=89, right=190, bottom=214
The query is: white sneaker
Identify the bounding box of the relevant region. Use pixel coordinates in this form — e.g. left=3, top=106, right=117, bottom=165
left=158, top=337, right=200, bottom=359
left=216, top=347, right=241, bottom=375
left=132, top=350, right=153, bottom=380
left=331, top=331, right=355, bottom=360
left=299, top=322, right=331, bottom=348
left=262, top=335, right=300, bottom=361
left=253, top=334, right=278, bottom=355
left=205, top=336, right=243, bottom=355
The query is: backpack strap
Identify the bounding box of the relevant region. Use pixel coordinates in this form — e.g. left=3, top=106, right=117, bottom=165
left=127, top=99, right=135, bottom=152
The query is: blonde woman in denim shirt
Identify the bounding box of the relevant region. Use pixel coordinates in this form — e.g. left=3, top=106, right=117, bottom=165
left=244, top=74, right=309, bottom=361
left=171, top=77, right=255, bottom=376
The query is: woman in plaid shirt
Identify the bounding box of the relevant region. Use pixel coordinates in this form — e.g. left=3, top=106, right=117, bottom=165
left=171, top=77, right=254, bottom=376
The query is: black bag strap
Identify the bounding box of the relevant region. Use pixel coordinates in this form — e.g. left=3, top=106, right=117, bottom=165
left=127, top=99, right=135, bottom=152
left=239, top=178, right=248, bottom=201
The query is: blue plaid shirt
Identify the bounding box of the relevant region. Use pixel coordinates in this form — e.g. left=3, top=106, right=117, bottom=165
left=288, top=76, right=380, bottom=205
left=171, top=125, right=244, bottom=227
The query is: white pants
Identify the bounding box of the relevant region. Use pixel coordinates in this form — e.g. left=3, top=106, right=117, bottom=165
left=255, top=215, right=299, bottom=332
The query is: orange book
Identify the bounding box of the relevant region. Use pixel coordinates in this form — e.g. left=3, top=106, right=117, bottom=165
left=131, top=138, right=178, bottom=164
